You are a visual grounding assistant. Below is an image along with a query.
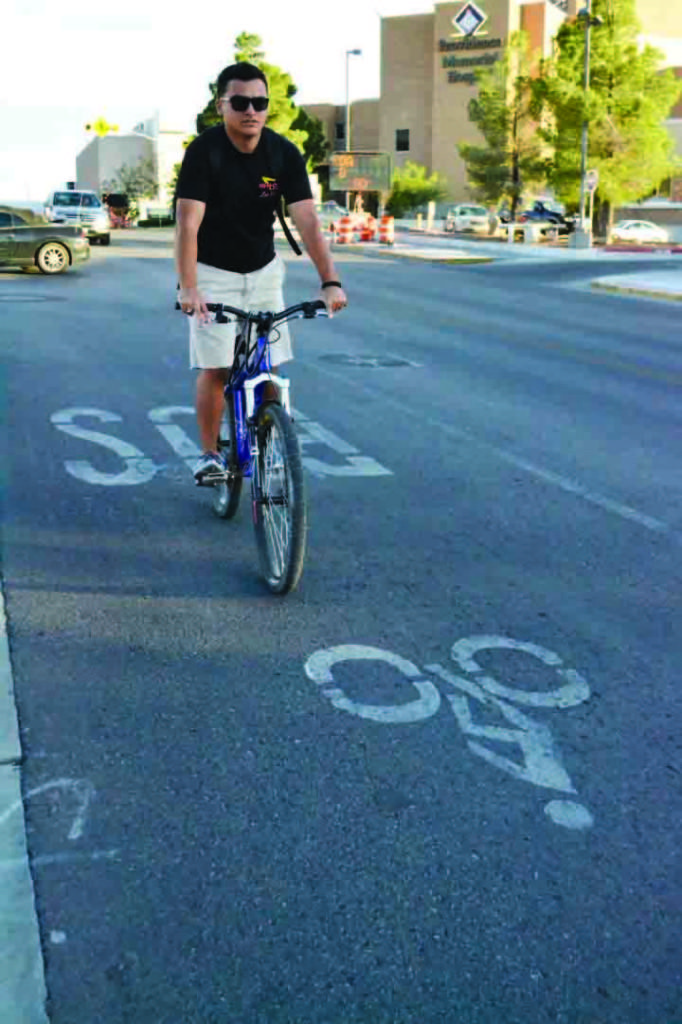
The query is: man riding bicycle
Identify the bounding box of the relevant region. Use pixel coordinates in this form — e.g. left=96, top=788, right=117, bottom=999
left=175, top=61, right=347, bottom=484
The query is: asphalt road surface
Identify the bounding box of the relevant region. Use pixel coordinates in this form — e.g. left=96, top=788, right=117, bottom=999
left=2, top=233, right=681, bottom=1023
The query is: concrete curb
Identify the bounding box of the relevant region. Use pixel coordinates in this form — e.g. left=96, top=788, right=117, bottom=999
left=331, top=242, right=494, bottom=264
left=602, top=245, right=682, bottom=255
left=0, top=588, right=21, bottom=765
left=591, top=281, right=682, bottom=302
left=0, top=586, right=49, bottom=1023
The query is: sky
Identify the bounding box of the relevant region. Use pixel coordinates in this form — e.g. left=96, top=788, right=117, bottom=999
left=1, top=0, right=435, bottom=203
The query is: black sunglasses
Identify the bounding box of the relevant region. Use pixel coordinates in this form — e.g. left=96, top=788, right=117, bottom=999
left=224, top=95, right=269, bottom=113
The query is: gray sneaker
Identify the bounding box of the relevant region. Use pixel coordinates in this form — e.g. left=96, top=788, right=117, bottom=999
left=193, top=451, right=225, bottom=484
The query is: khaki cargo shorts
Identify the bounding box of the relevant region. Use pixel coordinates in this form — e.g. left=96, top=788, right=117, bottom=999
left=188, top=256, right=292, bottom=369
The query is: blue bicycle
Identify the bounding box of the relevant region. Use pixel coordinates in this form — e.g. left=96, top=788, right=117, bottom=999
left=177, top=298, right=328, bottom=594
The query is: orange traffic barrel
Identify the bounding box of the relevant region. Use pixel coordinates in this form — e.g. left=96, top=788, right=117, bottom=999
left=335, top=216, right=353, bottom=244
left=359, top=217, right=376, bottom=242
left=378, top=215, right=395, bottom=245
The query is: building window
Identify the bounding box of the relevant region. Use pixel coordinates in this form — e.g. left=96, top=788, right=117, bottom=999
left=335, top=121, right=346, bottom=142
left=396, top=129, right=410, bottom=152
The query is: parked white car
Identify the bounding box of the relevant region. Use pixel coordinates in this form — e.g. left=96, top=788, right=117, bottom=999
left=444, top=204, right=490, bottom=234
left=610, top=220, right=669, bottom=245
left=45, top=189, right=111, bottom=245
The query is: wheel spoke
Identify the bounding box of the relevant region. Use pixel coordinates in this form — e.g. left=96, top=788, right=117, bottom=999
left=261, top=424, right=291, bottom=579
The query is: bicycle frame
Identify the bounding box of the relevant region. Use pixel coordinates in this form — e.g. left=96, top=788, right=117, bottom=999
left=188, top=299, right=327, bottom=478
left=228, top=321, right=292, bottom=478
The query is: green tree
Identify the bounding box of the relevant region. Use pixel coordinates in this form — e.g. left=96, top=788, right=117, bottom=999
left=291, top=106, right=329, bottom=170
left=385, top=161, right=449, bottom=218
left=195, top=32, right=307, bottom=152
left=102, top=157, right=158, bottom=220
left=534, top=0, right=681, bottom=232
left=458, top=32, right=548, bottom=220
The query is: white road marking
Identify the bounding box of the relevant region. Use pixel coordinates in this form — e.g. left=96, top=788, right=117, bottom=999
left=450, top=635, right=591, bottom=709
left=148, top=405, right=200, bottom=468
left=52, top=406, right=391, bottom=483
left=305, top=645, right=441, bottom=723
left=293, top=411, right=393, bottom=478
left=51, top=409, right=158, bottom=486
left=306, top=637, right=594, bottom=828
left=426, top=662, right=577, bottom=794
left=302, top=455, right=393, bottom=478
left=544, top=800, right=594, bottom=830
left=0, top=778, right=95, bottom=841
left=49, top=931, right=67, bottom=945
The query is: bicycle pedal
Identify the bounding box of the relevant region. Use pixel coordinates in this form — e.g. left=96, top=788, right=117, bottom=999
left=195, top=472, right=228, bottom=488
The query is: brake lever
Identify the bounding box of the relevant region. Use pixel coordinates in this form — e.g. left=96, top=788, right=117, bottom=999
left=174, top=301, right=232, bottom=323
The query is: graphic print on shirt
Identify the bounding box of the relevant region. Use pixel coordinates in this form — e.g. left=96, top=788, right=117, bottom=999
left=259, top=176, right=280, bottom=199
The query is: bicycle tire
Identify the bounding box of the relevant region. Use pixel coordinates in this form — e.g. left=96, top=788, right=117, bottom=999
left=213, top=392, right=242, bottom=519
left=252, top=402, right=307, bottom=594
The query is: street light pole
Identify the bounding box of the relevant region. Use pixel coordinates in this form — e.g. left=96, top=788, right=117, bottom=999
left=574, top=2, right=603, bottom=248
left=344, top=48, right=361, bottom=210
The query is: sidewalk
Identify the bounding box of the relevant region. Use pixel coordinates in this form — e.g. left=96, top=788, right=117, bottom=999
left=0, top=585, right=49, bottom=1023
left=590, top=270, right=682, bottom=302
left=330, top=229, right=682, bottom=300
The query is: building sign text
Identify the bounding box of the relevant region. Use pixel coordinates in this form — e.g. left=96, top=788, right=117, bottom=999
left=439, top=37, right=502, bottom=51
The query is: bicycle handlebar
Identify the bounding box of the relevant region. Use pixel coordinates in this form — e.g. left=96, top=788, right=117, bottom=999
left=174, top=299, right=328, bottom=326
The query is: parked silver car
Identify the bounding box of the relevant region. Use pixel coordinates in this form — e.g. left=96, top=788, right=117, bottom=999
left=0, top=204, right=90, bottom=274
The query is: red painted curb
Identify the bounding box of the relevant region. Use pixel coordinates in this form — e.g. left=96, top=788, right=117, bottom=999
left=604, top=245, right=682, bottom=254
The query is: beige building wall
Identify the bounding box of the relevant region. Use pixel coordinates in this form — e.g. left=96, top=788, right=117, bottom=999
left=349, top=100, right=380, bottom=151
left=379, top=13, right=434, bottom=171
left=303, top=101, right=378, bottom=153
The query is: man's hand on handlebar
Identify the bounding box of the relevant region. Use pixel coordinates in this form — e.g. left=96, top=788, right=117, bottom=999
left=179, top=286, right=210, bottom=325
left=320, top=284, right=347, bottom=318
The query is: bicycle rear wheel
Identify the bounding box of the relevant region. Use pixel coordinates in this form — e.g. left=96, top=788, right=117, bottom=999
left=213, top=391, right=242, bottom=519
left=252, top=402, right=307, bottom=594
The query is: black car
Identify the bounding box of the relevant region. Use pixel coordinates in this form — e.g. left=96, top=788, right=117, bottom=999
left=0, top=204, right=90, bottom=273
left=518, top=202, right=575, bottom=235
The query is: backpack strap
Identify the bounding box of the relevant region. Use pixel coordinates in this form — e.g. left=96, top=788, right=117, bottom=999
left=263, top=130, right=303, bottom=256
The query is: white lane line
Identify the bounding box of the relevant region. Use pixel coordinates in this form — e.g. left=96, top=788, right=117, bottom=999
left=310, top=361, right=674, bottom=538
left=491, top=451, right=669, bottom=534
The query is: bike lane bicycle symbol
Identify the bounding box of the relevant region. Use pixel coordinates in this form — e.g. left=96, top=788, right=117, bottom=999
left=305, top=635, right=594, bottom=831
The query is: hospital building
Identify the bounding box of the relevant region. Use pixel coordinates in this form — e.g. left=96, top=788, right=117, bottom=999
left=304, top=0, right=682, bottom=203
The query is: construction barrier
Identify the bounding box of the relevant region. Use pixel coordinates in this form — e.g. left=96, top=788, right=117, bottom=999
left=378, top=216, right=395, bottom=245
left=359, top=216, right=377, bottom=242
left=335, top=216, right=353, bottom=244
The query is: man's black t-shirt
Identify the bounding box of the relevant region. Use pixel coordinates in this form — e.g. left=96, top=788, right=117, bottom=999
left=175, top=125, right=312, bottom=274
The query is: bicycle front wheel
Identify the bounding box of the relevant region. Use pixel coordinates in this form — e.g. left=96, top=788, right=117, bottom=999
left=252, top=402, right=307, bottom=594
left=213, top=392, right=242, bottom=519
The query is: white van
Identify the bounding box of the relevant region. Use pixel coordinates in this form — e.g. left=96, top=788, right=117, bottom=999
left=45, top=189, right=110, bottom=245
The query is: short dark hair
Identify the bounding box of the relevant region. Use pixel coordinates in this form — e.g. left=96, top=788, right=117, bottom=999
left=216, top=63, right=268, bottom=98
